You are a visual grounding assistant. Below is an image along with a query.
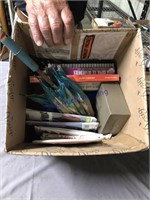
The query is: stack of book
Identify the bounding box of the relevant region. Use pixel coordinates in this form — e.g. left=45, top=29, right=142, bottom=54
left=26, top=109, right=112, bottom=145
left=29, top=59, right=119, bottom=91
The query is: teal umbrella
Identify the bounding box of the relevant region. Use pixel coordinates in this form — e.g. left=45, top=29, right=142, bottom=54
left=0, top=29, right=94, bottom=116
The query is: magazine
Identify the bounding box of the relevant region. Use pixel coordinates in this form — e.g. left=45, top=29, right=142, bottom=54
left=26, top=109, right=97, bottom=122
left=26, top=121, right=99, bottom=131
left=33, top=128, right=112, bottom=145
left=34, top=126, right=103, bottom=137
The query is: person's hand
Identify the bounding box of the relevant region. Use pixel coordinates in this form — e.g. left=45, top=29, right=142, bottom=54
left=25, top=0, right=75, bottom=47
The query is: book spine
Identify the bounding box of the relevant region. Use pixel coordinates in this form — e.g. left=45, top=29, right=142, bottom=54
left=67, top=74, right=119, bottom=82
left=26, top=109, right=97, bottom=122
left=41, top=133, right=93, bottom=140
left=26, top=121, right=99, bottom=130
left=63, top=67, right=115, bottom=75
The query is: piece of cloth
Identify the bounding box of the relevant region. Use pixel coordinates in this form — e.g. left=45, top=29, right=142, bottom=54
left=0, top=61, right=149, bottom=200
left=14, top=0, right=87, bottom=25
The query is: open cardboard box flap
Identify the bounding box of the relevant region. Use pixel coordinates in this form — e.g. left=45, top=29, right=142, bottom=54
left=91, top=18, right=135, bottom=29
left=4, top=18, right=149, bottom=156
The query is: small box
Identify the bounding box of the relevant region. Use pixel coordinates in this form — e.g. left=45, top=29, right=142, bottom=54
left=96, top=83, right=130, bottom=135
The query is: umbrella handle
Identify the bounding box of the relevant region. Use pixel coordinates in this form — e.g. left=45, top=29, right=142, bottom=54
left=0, top=30, right=39, bottom=72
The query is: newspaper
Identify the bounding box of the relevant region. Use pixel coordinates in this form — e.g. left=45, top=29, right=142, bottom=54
left=26, top=121, right=99, bottom=131
left=26, top=109, right=97, bottom=122
left=33, top=126, right=112, bottom=145
left=34, top=126, right=102, bottom=136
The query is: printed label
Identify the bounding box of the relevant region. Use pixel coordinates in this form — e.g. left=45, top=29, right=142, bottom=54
left=82, top=123, right=99, bottom=130
left=78, top=32, right=127, bottom=60
left=80, top=35, right=95, bottom=59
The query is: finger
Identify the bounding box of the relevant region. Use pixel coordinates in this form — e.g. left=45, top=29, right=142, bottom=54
left=28, top=14, right=44, bottom=46
left=47, top=10, right=64, bottom=46
left=61, top=6, right=74, bottom=45
left=37, top=15, right=54, bottom=47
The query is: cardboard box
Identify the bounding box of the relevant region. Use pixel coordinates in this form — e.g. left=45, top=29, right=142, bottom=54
left=4, top=18, right=149, bottom=156
left=136, top=20, right=150, bottom=26
left=91, top=18, right=135, bottom=29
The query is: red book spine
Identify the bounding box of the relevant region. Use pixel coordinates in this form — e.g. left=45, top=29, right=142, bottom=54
left=67, top=74, right=119, bottom=82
